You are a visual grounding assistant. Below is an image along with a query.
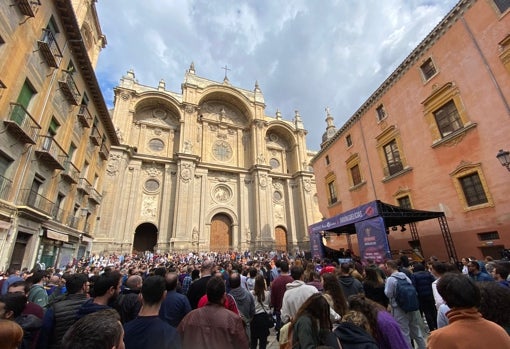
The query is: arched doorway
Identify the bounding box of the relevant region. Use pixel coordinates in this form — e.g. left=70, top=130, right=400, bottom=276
left=210, top=214, right=232, bottom=251
left=275, top=226, right=287, bottom=251
left=133, top=223, right=158, bottom=254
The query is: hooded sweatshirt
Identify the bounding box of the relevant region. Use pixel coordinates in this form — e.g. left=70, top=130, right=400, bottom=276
left=280, top=280, right=318, bottom=323
left=338, top=275, right=364, bottom=299
left=334, top=322, right=379, bottom=349
left=229, top=286, right=255, bottom=323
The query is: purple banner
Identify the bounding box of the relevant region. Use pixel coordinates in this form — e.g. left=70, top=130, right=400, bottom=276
left=355, top=216, right=391, bottom=263
left=308, top=227, right=325, bottom=259
left=309, top=201, right=379, bottom=233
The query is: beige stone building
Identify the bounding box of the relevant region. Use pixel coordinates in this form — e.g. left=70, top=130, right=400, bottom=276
left=94, top=66, right=322, bottom=254
left=0, top=0, right=118, bottom=271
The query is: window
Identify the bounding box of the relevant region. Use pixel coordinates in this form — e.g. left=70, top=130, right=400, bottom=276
left=325, top=155, right=330, bottom=165
left=346, top=134, right=352, bottom=147
left=459, top=173, right=488, bottom=207
left=384, top=140, right=403, bottom=176
left=478, top=231, right=500, bottom=241
left=327, top=180, right=337, bottom=204
left=493, top=0, right=510, bottom=13
left=420, top=58, right=437, bottom=81
left=68, top=143, right=77, bottom=162
left=376, top=105, right=387, bottom=122
left=397, top=196, right=412, bottom=209
left=350, top=164, right=362, bottom=186
left=0, top=153, right=12, bottom=177
left=434, top=100, right=462, bottom=137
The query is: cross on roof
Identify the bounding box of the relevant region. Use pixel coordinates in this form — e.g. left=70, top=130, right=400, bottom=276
left=221, top=65, right=231, bottom=80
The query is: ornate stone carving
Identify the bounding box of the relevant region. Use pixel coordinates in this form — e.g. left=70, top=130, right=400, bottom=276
left=106, top=154, right=121, bottom=176
left=303, top=178, right=312, bottom=192
left=212, top=184, right=231, bottom=203
left=180, top=163, right=193, bottom=183
left=145, top=166, right=162, bottom=178
left=259, top=174, right=268, bottom=188
left=141, top=194, right=157, bottom=218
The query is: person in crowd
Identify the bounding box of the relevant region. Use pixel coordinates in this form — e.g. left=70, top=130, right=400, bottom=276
left=114, top=275, right=142, bottom=324
left=8, top=281, right=44, bottom=320
left=229, top=272, right=255, bottom=341
left=159, top=272, right=191, bottom=328
left=477, top=281, right=510, bottom=335
left=285, top=293, right=339, bottom=349
left=178, top=276, right=249, bottom=349
left=250, top=274, right=272, bottom=349
left=410, top=262, right=437, bottom=331
left=491, top=263, right=510, bottom=287
left=76, top=271, right=122, bottom=319
left=384, top=260, right=426, bottom=349
left=338, top=263, right=364, bottom=299
left=0, top=319, right=24, bottom=349
left=322, top=272, right=348, bottom=322
left=430, top=261, right=449, bottom=309
left=467, top=259, right=493, bottom=282
left=366, top=259, right=386, bottom=280
left=334, top=310, right=379, bottom=349
left=348, top=294, right=410, bottom=349
left=37, top=273, right=89, bottom=349
left=1, top=268, right=23, bottom=295
left=460, top=257, right=470, bottom=275
left=270, top=260, right=293, bottom=335
left=281, top=265, right=318, bottom=324
left=27, top=271, right=49, bottom=309
left=61, top=309, right=125, bottom=349
left=123, top=275, right=181, bottom=349
left=245, top=267, right=257, bottom=291
left=305, top=270, right=323, bottom=292
left=427, top=273, right=510, bottom=348
left=0, top=292, right=42, bottom=349
left=362, top=266, right=388, bottom=308
left=180, top=266, right=193, bottom=295
left=186, top=259, right=214, bottom=309
left=436, top=303, right=450, bottom=328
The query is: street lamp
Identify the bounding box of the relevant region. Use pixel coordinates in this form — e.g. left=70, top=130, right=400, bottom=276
left=496, top=149, right=510, bottom=171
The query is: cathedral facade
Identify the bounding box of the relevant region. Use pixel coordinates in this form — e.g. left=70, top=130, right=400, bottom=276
left=93, top=66, right=322, bottom=254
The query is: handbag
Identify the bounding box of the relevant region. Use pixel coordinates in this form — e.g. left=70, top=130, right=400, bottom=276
left=259, top=300, right=275, bottom=329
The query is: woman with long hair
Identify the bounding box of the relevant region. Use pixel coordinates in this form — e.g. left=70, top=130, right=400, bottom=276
left=348, top=294, right=411, bottom=349
left=289, top=293, right=340, bottom=349
left=322, top=272, right=348, bottom=322
left=363, top=266, right=389, bottom=308
left=250, top=274, right=271, bottom=349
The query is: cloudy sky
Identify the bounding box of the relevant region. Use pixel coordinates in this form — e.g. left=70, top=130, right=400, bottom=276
left=95, top=0, right=458, bottom=150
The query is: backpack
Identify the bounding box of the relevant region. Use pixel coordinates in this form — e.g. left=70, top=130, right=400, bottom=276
left=390, top=275, right=419, bottom=312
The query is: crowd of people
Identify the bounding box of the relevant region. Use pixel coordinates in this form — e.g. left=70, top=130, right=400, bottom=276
left=0, top=250, right=509, bottom=349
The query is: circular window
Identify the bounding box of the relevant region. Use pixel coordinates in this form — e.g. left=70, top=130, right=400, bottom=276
left=212, top=140, right=233, bottom=161
left=148, top=139, right=165, bottom=152
left=273, top=191, right=282, bottom=201
left=270, top=158, right=280, bottom=169
left=144, top=179, right=160, bottom=192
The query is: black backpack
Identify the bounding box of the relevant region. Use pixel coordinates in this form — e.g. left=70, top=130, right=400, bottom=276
left=391, top=275, right=420, bottom=312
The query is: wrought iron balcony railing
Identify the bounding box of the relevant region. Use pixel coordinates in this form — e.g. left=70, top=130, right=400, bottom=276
left=76, top=105, right=93, bottom=128
left=37, top=28, right=62, bottom=68
left=4, top=103, right=41, bottom=144
left=99, top=142, right=110, bottom=160
left=15, top=0, right=41, bottom=17
left=18, top=188, right=54, bottom=216
left=58, top=70, right=80, bottom=105
left=89, top=126, right=102, bottom=146
left=77, top=177, right=91, bottom=195
left=60, top=160, right=79, bottom=184
left=0, top=174, right=13, bottom=201
left=35, top=135, right=67, bottom=170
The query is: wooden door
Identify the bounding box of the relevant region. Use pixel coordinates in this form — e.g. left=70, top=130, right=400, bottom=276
left=210, top=214, right=231, bottom=251
left=275, top=226, right=287, bottom=251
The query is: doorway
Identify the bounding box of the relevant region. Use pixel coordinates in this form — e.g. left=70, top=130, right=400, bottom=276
left=133, top=223, right=158, bottom=254
left=9, top=232, right=31, bottom=271
left=275, top=226, right=287, bottom=251
left=210, top=214, right=232, bottom=251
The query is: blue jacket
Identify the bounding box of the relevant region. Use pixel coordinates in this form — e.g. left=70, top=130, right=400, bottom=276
left=411, top=271, right=435, bottom=298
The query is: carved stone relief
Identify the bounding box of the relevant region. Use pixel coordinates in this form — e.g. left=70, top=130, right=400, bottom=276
left=106, top=154, right=121, bottom=176
left=141, top=194, right=157, bottom=218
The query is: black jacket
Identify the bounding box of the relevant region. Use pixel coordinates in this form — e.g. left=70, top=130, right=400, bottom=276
left=334, top=322, right=379, bottom=349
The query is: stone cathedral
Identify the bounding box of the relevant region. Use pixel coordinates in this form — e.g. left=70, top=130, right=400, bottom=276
left=93, top=64, right=322, bottom=254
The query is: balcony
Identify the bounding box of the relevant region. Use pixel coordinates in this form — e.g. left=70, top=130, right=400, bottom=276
left=77, top=177, right=91, bottom=195
left=76, top=105, right=92, bottom=128
left=83, top=222, right=90, bottom=234
left=0, top=175, right=13, bottom=201
left=58, top=70, right=80, bottom=105
left=52, top=207, right=67, bottom=223
left=89, top=187, right=102, bottom=204
left=4, top=103, right=41, bottom=144
left=18, top=189, right=54, bottom=216
left=89, top=126, right=101, bottom=146
left=35, top=135, right=67, bottom=170
left=99, top=142, right=110, bottom=160
left=37, top=29, right=62, bottom=68
left=61, top=160, right=79, bottom=184
left=15, top=0, right=41, bottom=17
left=67, top=215, right=80, bottom=229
